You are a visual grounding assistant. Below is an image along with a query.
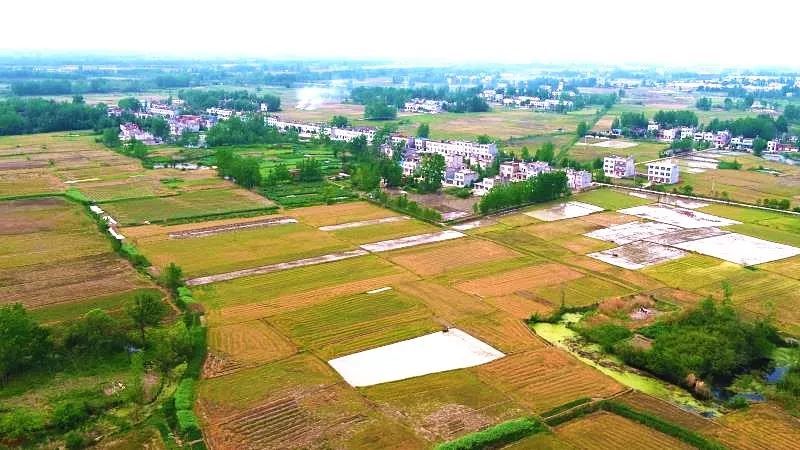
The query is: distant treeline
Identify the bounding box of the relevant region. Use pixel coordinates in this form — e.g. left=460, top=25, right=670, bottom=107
left=350, top=86, right=490, bottom=113
left=616, top=109, right=785, bottom=140
left=178, top=89, right=280, bottom=112
left=9, top=76, right=194, bottom=96
left=0, top=97, right=112, bottom=135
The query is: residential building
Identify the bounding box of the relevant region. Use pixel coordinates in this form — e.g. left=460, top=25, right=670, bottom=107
left=659, top=128, right=679, bottom=142
left=646, top=160, right=680, bottom=184
left=147, top=103, right=176, bottom=118
left=403, top=98, right=445, bottom=114
left=714, top=131, right=731, bottom=148
left=413, top=138, right=497, bottom=168
left=169, top=115, right=202, bottom=136
left=452, top=169, right=478, bottom=188
left=119, top=123, right=158, bottom=145
left=565, top=168, right=593, bottom=191
left=603, top=155, right=636, bottom=178
left=472, top=176, right=503, bottom=196
left=647, top=121, right=660, bottom=132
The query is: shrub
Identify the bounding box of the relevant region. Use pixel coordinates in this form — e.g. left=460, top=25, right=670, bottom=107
left=176, top=410, right=202, bottom=440
left=174, top=379, right=196, bottom=411
left=581, top=324, right=633, bottom=352
left=64, top=431, right=89, bottom=450
left=436, top=417, right=544, bottom=450
left=52, top=400, right=89, bottom=431
left=0, top=408, right=47, bottom=441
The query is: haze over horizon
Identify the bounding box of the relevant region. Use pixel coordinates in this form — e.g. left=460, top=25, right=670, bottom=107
left=4, top=0, right=799, bottom=69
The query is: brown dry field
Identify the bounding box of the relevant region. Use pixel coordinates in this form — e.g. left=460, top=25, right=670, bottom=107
left=454, top=263, right=584, bottom=298
left=556, top=411, right=694, bottom=450
left=519, top=218, right=600, bottom=241
left=121, top=214, right=291, bottom=241
left=483, top=294, right=555, bottom=320
left=208, top=320, right=296, bottom=366
left=0, top=170, right=63, bottom=197
left=707, top=404, right=800, bottom=450
left=394, top=281, right=496, bottom=323
left=455, top=312, right=547, bottom=354
left=476, top=348, right=623, bottom=412
left=289, top=201, right=396, bottom=227
left=615, top=391, right=718, bottom=432
left=206, top=272, right=419, bottom=326
left=386, top=239, right=520, bottom=277
left=555, top=235, right=615, bottom=255
left=276, top=103, right=366, bottom=123
left=578, top=211, right=638, bottom=227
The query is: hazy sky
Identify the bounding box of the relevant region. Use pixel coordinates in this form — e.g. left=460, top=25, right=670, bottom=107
left=2, top=0, right=798, bottom=68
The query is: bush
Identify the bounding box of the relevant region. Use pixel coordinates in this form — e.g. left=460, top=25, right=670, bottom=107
left=581, top=323, right=633, bottom=352
left=436, top=417, right=545, bottom=450
left=174, top=379, right=196, bottom=411
left=64, top=431, right=89, bottom=449
left=120, top=242, right=150, bottom=268
left=52, top=400, right=89, bottom=431
left=176, top=410, right=202, bottom=440
left=0, top=408, right=47, bottom=441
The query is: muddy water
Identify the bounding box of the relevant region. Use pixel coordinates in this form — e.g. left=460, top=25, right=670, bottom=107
left=532, top=313, right=720, bottom=417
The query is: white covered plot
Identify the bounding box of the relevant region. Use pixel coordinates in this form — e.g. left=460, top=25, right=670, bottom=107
left=584, top=221, right=681, bottom=245
left=619, top=204, right=740, bottom=229
left=525, top=201, right=604, bottom=222
left=674, top=233, right=800, bottom=266
left=588, top=242, right=687, bottom=270
left=328, top=329, right=504, bottom=387
left=360, top=230, right=465, bottom=252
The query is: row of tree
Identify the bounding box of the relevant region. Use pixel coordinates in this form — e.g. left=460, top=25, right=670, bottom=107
left=177, top=89, right=280, bottom=112
left=0, top=97, right=112, bottom=136
left=476, top=171, right=569, bottom=214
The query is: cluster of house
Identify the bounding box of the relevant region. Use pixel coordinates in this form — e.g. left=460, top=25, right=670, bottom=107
left=480, top=85, right=574, bottom=111
left=266, top=115, right=592, bottom=196
left=603, top=155, right=680, bottom=185
left=113, top=99, right=263, bottom=146
left=403, top=98, right=445, bottom=114
left=649, top=121, right=798, bottom=153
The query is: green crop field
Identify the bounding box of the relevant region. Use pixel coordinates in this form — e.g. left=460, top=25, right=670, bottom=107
left=571, top=189, right=653, bottom=210
left=101, top=187, right=275, bottom=225
left=328, top=217, right=437, bottom=244
left=569, top=140, right=667, bottom=163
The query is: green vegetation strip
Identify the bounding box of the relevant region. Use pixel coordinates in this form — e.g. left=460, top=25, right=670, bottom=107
left=539, top=397, right=592, bottom=419
left=435, top=417, right=546, bottom=450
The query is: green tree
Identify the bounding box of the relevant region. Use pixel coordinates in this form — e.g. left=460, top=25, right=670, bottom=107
left=160, top=263, right=184, bottom=293
left=126, top=292, right=168, bottom=344
left=298, top=158, right=323, bottom=182
left=364, top=102, right=397, bottom=120
left=695, top=97, right=712, bottom=111
left=0, top=304, right=50, bottom=384
left=535, top=142, right=555, bottom=163
left=417, top=153, right=445, bottom=193
left=520, top=147, right=531, bottom=162
left=753, top=137, right=767, bottom=156
left=723, top=98, right=734, bottom=111
left=330, top=115, right=349, bottom=127
left=118, top=97, right=142, bottom=111
left=576, top=121, right=589, bottom=137
left=101, top=127, right=120, bottom=148
left=417, top=123, right=430, bottom=138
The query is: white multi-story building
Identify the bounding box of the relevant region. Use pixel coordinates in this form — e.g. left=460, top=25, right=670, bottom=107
left=565, top=168, right=593, bottom=191
left=499, top=161, right=552, bottom=181
left=206, top=107, right=236, bottom=120
left=472, top=176, right=504, bottom=196
left=679, top=127, right=696, bottom=140
left=452, top=169, right=479, bottom=187
left=412, top=139, right=497, bottom=168
left=119, top=123, right=158, bottom=145
left=659, top=128, right=679, bottom=142
left=328, top=126, right=376, bottom=144
left=266, top=116, right=323, bottom=138
left=603, top=155, right=636, bottom=178
left=646, top=160, right=680, bottom=184
left=647, top=121, right=660, bottom=132
left=148, top=103, right=176, bottom=118
left=403, top=98, right=445, bottom=114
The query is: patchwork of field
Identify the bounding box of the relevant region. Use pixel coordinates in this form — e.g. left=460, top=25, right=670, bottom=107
left=0, top=196, right=155, bottom=316
left=555, top=411, right=694, bottom=450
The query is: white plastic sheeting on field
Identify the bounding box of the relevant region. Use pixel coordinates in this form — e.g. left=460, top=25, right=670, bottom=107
left=618, top=204, right=740, bottom=229
left=674, top=233, right=800, bottom=266
left=360, top=230, right=465, bottom=252
left=525, top=201, right=604, bottom=222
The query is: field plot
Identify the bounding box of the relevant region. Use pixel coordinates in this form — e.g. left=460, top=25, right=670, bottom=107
left=572, top=189, right=653, bottom=210
left=328, top=328, right=504, bottom=387
left=643, top=227, right=728, bottom=245
left=168, top=217, right=297, bottom=239
left=520, top=218, right=600, bottom=241
left=394, top=281, right=497, bottom=323
left=289, top=201, right=396, bottom=227
left=476, top=348, right=622, bottom=412
left=455, top=311, right=547, bottom=354
left=525, top=201, right=604, bottom=222
left=131, top=221, right=352, bottom=278
left=504, top=433, right=576, bottom=450
left=727, top=222, right=800, bottom=248
left=484, top=294, right=555, bottom=320
left=642, top=254, right=746, bottom=291
left=615, top=391, right=718, bottom=432
left=270, top=290, right=440, bottom=360
left=360, top=230, right=465, bottom=252
left=454, top=263, right=584, bottom=298
left=569, top=140, right=667, bottom=163
left=0, top=197, right=153, bottom=311
left=555, top=412, right=693, bottom=450
left=677, top=162, right=800, bottom=205
left=327, top=217, right=437, bottom=245
left=194, top=255, right=415, bottom=311
left=584, top=221, right=680, bottom=245
left=619, top=204, right=740, bottom=228
left=588, top=242, right=687, bottom=270
left=101, top=187, right=274, bottom=225
left=0, top=171, right=63, bottom=197
left=386, top=239, right=520, bottom=277
left=707, top=404, right=800, bottom=450
left=533, top=275, right=636, bottom=307
left=208, top=320, right=296, bottom=368
left=675, top=232, right=800, bottom=266
left=361, top=369, right=524, bottom=443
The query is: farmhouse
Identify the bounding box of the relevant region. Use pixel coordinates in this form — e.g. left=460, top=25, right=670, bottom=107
left=499, top=161, right=551, bottom=182
left=403, top=98, right=444, bottom=114
left=169, top=115, right=202, bottom=136
left=646, top=159, right=680, bottom=184
left=565, top=168, right=593, bottom=191
left=119, top=123, right=158, bottom=145
left=451, top=168, right=479, bottom=187
left=603, top=155, right=636, bottom=178
left=147, top=102, right=176, bottom=118
left=411, top=137, right=497, bottom=168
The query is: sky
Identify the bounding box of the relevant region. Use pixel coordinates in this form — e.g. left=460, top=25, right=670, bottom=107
left=2, top=0, right=798, bottom=68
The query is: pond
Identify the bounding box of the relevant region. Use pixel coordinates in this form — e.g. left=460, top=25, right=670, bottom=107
left=531, top=313, right=721, bottom=417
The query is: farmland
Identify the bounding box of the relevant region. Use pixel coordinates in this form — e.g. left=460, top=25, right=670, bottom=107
left=555, top=412, right=694, bottom=450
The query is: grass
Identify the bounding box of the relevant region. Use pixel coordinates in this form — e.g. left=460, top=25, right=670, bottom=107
left=27, top=288, right=162, bottom=323
left=192, top=255, right=409, bottom=309
left=572, top=188, right=653, bottom=210
left=676, top=164, right=800, bottom=206
left=268, top=290, right=439, bottom=359
left=727, top=222, right=800, bottom=247
left=569, top=140, right=667, bottom=163
left=134, top=221, right=353, bottom=277
left=100, top=187, right=275, bottom=225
